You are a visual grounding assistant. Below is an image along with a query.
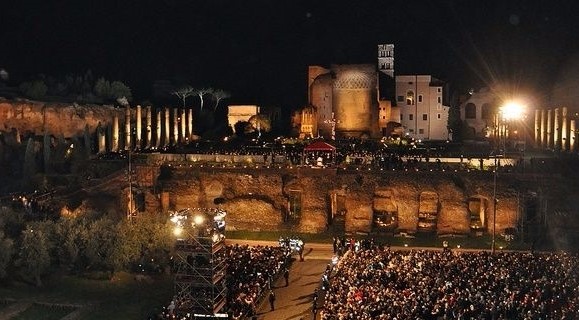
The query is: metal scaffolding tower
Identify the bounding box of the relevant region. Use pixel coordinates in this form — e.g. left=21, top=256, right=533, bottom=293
left=170, top=208, right=227, bottom=318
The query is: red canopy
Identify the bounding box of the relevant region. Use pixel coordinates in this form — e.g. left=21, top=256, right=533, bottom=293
left=304, top=141, right=336, bottom=152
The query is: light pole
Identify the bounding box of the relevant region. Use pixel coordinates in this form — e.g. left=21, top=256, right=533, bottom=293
left=492, top=100, right=526, bottom=253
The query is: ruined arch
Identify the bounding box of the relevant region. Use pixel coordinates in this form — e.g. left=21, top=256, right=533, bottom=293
left=467, top=195, right=490, bottom=232
left=373, top=188, right=399, bottom=232
left=418, top=191, right=439, bottom=232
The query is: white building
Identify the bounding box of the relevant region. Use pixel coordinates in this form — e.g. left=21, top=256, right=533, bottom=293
left=227, top=105, right=260, bottom=133
left=395, top=75, right=449, bottom=140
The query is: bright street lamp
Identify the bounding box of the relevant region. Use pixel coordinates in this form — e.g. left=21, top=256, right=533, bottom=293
left=492, top=100, right=526, bottom=253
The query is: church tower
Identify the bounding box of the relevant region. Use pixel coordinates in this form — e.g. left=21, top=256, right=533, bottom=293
left=377, top=44, right=395, bottom=77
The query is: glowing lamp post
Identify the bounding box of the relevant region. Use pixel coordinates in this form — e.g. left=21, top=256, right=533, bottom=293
left=492, top=100, right=525, bottom=253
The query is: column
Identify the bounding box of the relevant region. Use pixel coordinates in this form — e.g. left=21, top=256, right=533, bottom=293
left=546, top=109, right=552, bottom=149
left=561, top=107, right=568, bottom=151
left=97, top=123, right=106, bottom=153
left=112, top=114, right=119, bottom=152
left=173, top=107, right=179, bottom=145
left=164, top=107, right=170, bottom=147
left=136, top=105, right=142, bottom=149
left=146, top=105, right=152, bottom=149
left=540, top=109, right=546, bottom=148
left=180, top=108, right=186, bottom=143
left=554, top=108, right=560, bottom=150
left=125, top=105, right=131, bottom=150
left=534, top=109, right=540, bottom=147
left=156, top=108, right=162, bottom=148
left=187, top=108, right=194, bottom=140
left=570, top=120, right=576, bottom=152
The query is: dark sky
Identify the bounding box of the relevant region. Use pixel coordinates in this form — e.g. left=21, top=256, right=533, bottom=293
left=1, top=0, right=578, bottom=109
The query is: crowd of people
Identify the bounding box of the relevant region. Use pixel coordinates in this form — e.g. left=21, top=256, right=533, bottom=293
left=153, top=244, right=290, bottom=319
left=224, top=244, right=291, bottom=319
left=321, top=247, right=578, bottom=320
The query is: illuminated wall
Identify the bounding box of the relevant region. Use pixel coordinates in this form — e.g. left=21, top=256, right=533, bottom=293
left=332, top=64, right=378, bottom=138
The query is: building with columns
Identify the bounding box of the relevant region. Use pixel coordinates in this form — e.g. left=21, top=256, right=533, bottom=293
left=533, top=107, right=577, bottom=152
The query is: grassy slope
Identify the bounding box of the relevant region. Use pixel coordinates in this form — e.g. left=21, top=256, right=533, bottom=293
left=0, top=272, right=172, bottom=320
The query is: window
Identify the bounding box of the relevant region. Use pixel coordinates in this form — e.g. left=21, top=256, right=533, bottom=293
left=437, top=96, right=442, bottom=103
left=419, top=129, right=424, bottom=134
left=409, top=114, right=414, bottom=121
left=400, top=114, right=403, bottom=121
left=465, top=103, right=476, bottom=119
left=481, top=103, right=494, bottom=120
left=406, top=90, right=414, bottom=105
left=437, top=88, right=442, bottom=93
left=409, top=129, right=414, bottom=133
left=422, top=114, right=428, bottom=121
left=418, top=95, right=423, bottom=103
left=382, top=116, right=386, bottom=119
left=386, top=63, right=391, bottom=69
left=437, top=113, right=441, bottom=119
left=397, top=95, right=404, bottom=102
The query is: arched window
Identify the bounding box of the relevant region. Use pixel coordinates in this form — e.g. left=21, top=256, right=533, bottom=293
left=481, top=103, right=494, bottom=120
left=465, top=103, right=476, bottom=119
left=406, top=90, right=414, bottom=105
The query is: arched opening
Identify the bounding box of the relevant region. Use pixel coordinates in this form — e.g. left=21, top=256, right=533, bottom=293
left=468, top=196, right=489, bottom=233
left=465, top=103, right=477, bottom=119
left=373, top=188, right=399, bottom=233
left=418, top=191, right=439, bottom=232
left=481, top=103, right=495, bottom=121
left=406, top=90, right=415, bottom=105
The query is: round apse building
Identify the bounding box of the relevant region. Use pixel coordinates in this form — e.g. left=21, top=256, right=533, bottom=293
left=331, top=64, right=378, bottom=138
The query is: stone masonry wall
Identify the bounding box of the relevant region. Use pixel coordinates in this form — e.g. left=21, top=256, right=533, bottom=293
left=156, top=168, right=518, bottom=234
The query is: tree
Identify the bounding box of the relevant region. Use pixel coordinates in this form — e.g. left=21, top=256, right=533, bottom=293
left=18, top=223, right=53, bottom=286
left=116, top=96, right=129, bottom=107
left=94, top=78, right=132, bottom=103
left=234, top=121, right=250, bottom=137
left=195, top=88, right=212, bottom=111
left=110, top=81, right=132, bottom=102
left=212, top=89, right=231, bottom=111
left=19, top=80, right=47, bottom=100
left=0, top=231, right=14, bottom=279
left=248, top=114, right=272, bottom=133
left=82, top=218, right=124, bottom=274
left=172, top=86, right=195, bottom=108
left=94, top=77, right=112, bottom=100
left=447, top=105, right=463, bottom=142
left=52, top=218, right=82, bottom=270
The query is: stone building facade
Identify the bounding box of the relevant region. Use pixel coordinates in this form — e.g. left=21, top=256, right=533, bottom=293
left=306, top=64, right=380, bottom=139
left=396, top=75, right=449, bottom=140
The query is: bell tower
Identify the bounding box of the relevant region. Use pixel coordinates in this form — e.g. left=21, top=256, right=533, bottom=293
left=377, top=44, right=395, bottom=78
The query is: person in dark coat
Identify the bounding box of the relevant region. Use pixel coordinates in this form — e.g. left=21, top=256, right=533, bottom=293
left=269, top=290, right=276, bottom=311
left=284, top=268, right=289, bottom=287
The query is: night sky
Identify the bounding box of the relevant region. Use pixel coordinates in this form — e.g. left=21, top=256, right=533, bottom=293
left=1, top=0, right=578, bottom=109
